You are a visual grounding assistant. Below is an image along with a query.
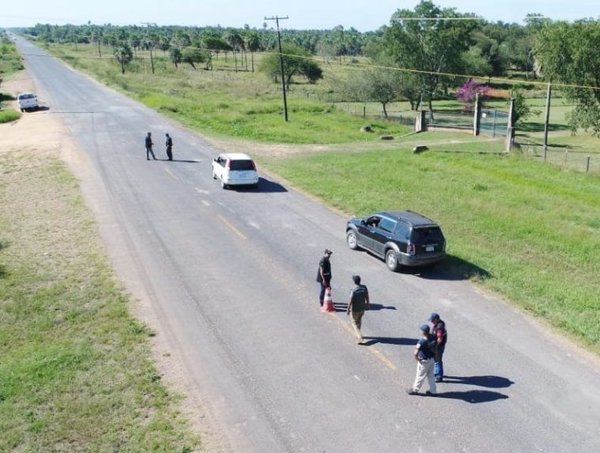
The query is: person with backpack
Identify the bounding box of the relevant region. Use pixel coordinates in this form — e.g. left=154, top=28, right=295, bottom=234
left=346, top=275, right=370, bottom=344
left=429, top=312, right=448, bottom=382
left=407, top=324, right=437, bottom=396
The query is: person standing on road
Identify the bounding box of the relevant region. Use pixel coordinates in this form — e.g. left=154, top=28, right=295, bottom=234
left=346, top=275, right=370, bottom=344
left=165, top=133, right=173, bottom=161
left=316, top=249, right=333, bottom=306
left=407, top=324, right=437, bottom=396
left=145, top=132, right=156, bottom=160
left=429, top=312, right=448, bottom=382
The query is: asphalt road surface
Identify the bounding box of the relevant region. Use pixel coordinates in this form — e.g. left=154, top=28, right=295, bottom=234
left=16, top=37, right=600, bottom=452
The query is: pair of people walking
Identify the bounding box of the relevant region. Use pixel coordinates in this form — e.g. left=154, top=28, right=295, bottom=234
left=145, top=132, right=173, bottom=161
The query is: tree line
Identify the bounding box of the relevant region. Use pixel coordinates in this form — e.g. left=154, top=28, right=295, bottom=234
left=23, top=0, right=600, bottom=134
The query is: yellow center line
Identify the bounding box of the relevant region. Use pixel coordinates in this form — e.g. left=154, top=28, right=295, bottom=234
left=217, top=214, right=246, bottom=240
left=328, top=312, right=398, bottom=371
left=164, top=167, right=178, bottom=180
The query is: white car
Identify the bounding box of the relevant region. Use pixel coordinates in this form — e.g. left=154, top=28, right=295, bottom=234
left=212, top=153, right=259, bottom=189
left=17, top=92, right=39, bottom=112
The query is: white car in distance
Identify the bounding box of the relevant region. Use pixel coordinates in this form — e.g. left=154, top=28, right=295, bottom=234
left=17, top=92, right=39, bottom=112
left=212, top=153, right=259, bottom=189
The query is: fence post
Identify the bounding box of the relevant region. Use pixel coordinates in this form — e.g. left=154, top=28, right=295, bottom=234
left=543, top=83, right=552, bottom=152
left=492, top=110, right=497, bottom=137
left=586, top=155, right=591, bottom=173
left=415, top=110, right=427, bottom=132
left=473, top=93, right=481, bottom=136
left=564, top=149, right=568, bottom=166
left=363, top=105, right=366, bottom=118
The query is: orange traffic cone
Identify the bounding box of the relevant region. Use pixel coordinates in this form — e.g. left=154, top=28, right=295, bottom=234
left=321, top=287, right=336, bottom=313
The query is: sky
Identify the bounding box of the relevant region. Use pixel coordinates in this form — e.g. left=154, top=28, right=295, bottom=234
left=1, top=0, right=599, bottom=31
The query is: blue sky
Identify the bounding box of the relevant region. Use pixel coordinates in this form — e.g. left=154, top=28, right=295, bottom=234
left=2, top=0, right=598, bottom=31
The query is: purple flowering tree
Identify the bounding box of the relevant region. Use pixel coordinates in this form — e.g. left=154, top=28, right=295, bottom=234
left=456, top=79, right=490, bottom=111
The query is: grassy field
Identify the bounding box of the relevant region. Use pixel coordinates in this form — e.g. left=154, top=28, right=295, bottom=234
left=48, top=43, right=412, bottom=144
left=0, top=33, right=23, bottom=122
left=0, top=151, right=200, bottom=451
left=261, top=143, right=600, bottom=351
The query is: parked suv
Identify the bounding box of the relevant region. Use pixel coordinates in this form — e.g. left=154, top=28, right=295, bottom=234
left=346, top=210, right=446, bottom=271
left=17, top=92, right=39, bottom=112
left=212, top=153, right=259, bottom=189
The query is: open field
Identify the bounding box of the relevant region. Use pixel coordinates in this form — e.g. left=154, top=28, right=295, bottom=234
left=18, top=41, right=600, bottom=352
left=261, top=144, right=600, bottom=351
left=0, top=148, right=200, bottom=450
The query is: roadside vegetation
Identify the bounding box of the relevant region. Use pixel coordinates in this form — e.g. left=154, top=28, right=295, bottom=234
left=0, top=32, right=23, bottom=123
left=0, top=151, right=200, bottom=451
left=3, top=11, right=596, bottom=451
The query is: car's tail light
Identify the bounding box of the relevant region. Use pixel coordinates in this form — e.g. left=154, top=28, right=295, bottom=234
left=226, top=160, right=231, bottom=169
left=407, top=243, right=416, bottom=255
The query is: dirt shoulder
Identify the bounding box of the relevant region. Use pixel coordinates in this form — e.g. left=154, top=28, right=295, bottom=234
left=0, top=71, right=227, bottom=452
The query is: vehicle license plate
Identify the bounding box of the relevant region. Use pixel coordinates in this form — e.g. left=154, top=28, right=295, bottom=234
left=425, top=245, right=434, bottom=252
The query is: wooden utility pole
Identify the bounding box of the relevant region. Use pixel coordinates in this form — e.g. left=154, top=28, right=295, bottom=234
left=264, top=15, right=289, bottom=122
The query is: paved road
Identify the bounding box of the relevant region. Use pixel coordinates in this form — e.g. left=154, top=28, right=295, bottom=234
left=16, top=37, right=600, bottom=452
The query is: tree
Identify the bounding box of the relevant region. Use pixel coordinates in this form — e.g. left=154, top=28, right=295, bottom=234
left=169, top=47, right=182, bottom=68
left=113, top=44, right=133, bottom=74
left=181, top=46, right=210, bottom=70
left=384, top=1, right=477, bottom=117
left=456, top=79, right=490, bottom=111
left=534, top=20, right=600, bottom=135
left=259, top=43, right=323, bottom=88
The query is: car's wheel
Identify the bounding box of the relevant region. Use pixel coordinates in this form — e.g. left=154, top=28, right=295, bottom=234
left=212, top=170, right=217, bottom=180
left=220, top=178, right=227, bottom=189
left=346, top=230, right=359, bottom=250
left=385, top=249, right=399, bottom=272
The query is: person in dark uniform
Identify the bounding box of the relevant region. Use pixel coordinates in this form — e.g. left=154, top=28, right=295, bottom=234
left=429, top=312, right=448, bottom=382
left=165, top=133, right=173, bottom=161
left=407, top=324, right=437, bottom=396
left=346, top=275, right=370, bottom=344
left=316, top=249, right=332, bottom=306
left=145, top=132, right=156, bottom=160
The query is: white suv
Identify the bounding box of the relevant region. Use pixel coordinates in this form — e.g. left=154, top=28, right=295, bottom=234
left=212, top=153, right=259, bottom=189
left=17, top=92, right=39, bottom=112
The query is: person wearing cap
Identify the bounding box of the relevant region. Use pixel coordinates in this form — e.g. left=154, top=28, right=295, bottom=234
left=429, top=312, right=448, bottom=382
left=407, top=324, right=437, bottom=396
left=145, top=132, right=156, bottom=160
left=346, top=275, right=370, bottom=344
left=165, top=133, right=173, bottom=161
left=316, top=249, right=333, bottom=306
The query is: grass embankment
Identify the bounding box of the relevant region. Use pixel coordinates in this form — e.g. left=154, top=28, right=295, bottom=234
left=0, top=152, right=200, bottom=451
left=0, top=33, right=23, bottom=123
left=38, top=42, right=600, bottom=351
left=48, top=43, right=411, bottom=144
left=262, top=144, right=600, bottom=350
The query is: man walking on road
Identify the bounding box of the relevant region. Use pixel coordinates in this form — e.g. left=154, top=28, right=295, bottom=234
left=346, top=275, right=370, bottom=344
left=407, top=324, right=437, bottom=396
left=429, top=312, right=448, bottom=382
left=316, top=249, right=332, bottom=306
left=145, top=132, right=156, bottom=160
left=165, top=133, right=173, bottom=161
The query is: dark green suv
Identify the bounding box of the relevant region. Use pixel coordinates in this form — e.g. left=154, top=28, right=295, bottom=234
left=346, top=210, right=446, bottom=271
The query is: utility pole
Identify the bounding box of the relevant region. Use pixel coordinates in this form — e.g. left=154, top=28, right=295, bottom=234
left=141, top=22, right=156, bottom=75
left=264, top=15, right=289, bottom=122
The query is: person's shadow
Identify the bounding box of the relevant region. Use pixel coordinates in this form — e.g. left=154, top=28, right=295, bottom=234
left=361, top=336, right=418, bottom=346
left=443, top=375, right=514, bottom=389
left=429, top=375, right=514, bottom=403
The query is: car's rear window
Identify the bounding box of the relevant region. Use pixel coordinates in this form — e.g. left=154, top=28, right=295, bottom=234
left=19, top=94, right=35, bottom=100
left=229, top=160, right=255, bottom=171
left=410, top=226, right=444, bottom=242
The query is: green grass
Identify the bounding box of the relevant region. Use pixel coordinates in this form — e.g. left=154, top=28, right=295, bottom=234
left=260, top=143, right=600, bottom=351
left=0, top=152, right=200, bottom=451
left=0, top=108, right=21, bottom=123
left=45, top=43, right=412, bottom=144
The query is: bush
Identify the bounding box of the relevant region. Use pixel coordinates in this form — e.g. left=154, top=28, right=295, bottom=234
left=0, top=108, right=21, bottom=123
